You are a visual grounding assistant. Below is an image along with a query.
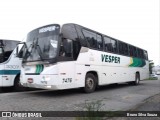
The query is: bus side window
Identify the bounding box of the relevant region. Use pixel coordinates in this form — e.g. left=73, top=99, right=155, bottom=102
left=129, top=45, right=136, bottom=57
left=0, top=47, right=4, bottom=63
left=104, top=37, right=111, bottom=52
left=82, top=29, right=97, bottom=49
left=60, top=38, right=73, bottom=58
left=4, top=51, right=12, bottom=61
left=110, top=39, right=117, bottom=53
left=144, top=50, right=148, bottom=60
left=119, top=42, right=128, bottom=55
left=97, top=34, right=103, bottom=50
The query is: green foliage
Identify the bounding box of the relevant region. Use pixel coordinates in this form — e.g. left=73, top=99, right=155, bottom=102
left=75, top=100, right=105, bottom=120
left=148, top=77, right=158, bottom=80
left=149, top=60, right=154, bottom=74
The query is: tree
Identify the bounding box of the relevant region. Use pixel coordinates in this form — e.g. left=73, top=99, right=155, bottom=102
left=149, top=60, right=154, bottom=74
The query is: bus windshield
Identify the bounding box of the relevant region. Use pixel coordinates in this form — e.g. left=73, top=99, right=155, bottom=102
left=23, top=24, right=60, bottom=62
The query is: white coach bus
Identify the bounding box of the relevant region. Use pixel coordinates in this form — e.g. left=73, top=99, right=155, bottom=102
left=18, top=23, right=149, bottom=93
left=0, top=39, right=22, bottom=91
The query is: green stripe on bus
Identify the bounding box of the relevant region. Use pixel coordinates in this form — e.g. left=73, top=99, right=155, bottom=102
left=35, top=64, right=44, bottom=74
left=0, top=70, right=20, bottom=75
left=129, top=58, right=146, bottom=67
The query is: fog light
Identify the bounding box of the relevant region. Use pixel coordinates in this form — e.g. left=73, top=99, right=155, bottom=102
left=45, top=85, right=51, bottom=88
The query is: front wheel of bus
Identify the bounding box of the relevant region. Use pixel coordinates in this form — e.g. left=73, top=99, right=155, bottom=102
left=14, top=75, right=25, bottom=91
left=84, top=73, right=97, bottom=93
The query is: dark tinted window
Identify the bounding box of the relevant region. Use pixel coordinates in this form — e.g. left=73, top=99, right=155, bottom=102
left=0, top=47, right=4, bottom=63
left=132, top=46, right=137, bottom=57
left=137, top=48, right=144, bottom=59
left=61, top=24, right=78, bottom=40
left=143, top=50, right=148, bottom=60
left=104, top=37, right=111, bottom=51
left=129, top=45, right=134, bottom=56
left=97, top=34, right=103, bottom=50
left=111, top=39, right=117, bottom=52
left=104, top=37, right=117, bottom=53
left=4, top=41, right=19, bottom=52
left=129, top=45, right=137, bottom=57
left=74, top=25, right=88, bottom=47
left=0, top=40, right=19, bottom=62
left=59, top=39, right=73, bottom=58
left=82, top=29, right=103, bottom=50
left=119, top=42, right=128, bottom=55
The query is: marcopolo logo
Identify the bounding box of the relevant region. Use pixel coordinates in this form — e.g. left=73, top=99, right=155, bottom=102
left=101, top=54, right=120, bottom=63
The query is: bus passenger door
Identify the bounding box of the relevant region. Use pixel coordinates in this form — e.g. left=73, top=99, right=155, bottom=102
left=58, top=39, right=76, bottom=88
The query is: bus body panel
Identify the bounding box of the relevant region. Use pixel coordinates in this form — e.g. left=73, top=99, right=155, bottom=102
left=21, top=45, right=149, bottom=90
left=76, top=49, right=149, bottom=85
left=0, top=47, right=21, bottom=87
left=0, top=63, right=4, bottom=86
left=21, top=62, right=84, bottom=89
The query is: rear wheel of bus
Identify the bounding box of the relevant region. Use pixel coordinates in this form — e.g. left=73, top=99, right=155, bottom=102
left=128, top=73, right=140, bottom=85
left=84, top=73, right=97, bottom=93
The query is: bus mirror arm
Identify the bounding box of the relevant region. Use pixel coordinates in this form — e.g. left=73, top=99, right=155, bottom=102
left=16, top=46, right=19, bottom=57
left=16, top=42, right=25, bottom=57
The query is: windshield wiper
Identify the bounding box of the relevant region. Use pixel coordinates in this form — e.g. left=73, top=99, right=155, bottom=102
left=23, top=42, right=33, bottom=60
left=36, top=45, right=43, bottom=61
left=32, top=38, right=44, bottom=61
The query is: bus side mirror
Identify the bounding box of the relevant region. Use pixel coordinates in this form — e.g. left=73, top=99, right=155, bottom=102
left=16, top=42, right=26, bottom=58
left=16, top=46, right=19, bottom=57
left=16, top=46, right=24, bottom=58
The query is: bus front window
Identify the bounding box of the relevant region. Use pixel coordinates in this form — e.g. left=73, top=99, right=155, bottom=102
left=22, top=24, right=60, bottom=63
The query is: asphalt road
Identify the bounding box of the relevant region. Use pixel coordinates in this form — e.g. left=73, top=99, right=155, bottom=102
left=158, top=75, right=160, bottom=80
left=0, top=80, right=159, bottom=120
left=107, top=94, right=160, bottom=120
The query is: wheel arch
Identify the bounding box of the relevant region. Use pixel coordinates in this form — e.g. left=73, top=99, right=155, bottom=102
left=13, top=73, right=20, bottom=85
left=86, top=71, right=99, bottom=87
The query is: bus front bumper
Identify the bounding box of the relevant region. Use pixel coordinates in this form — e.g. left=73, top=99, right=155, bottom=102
left=22, top=83, right=59, bottom=90
left=21, top=74, right=61, bottom=90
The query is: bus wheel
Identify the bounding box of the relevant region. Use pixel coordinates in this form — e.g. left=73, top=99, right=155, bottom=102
left=134, top=73, right=140, bottom=85
left=14, top=75, right=25, bottom=91
left=129, top=73, right=140, bottom=85
left=84, top=73, right=97, bottom=93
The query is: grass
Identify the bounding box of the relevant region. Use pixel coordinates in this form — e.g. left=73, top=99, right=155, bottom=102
left=146, top=77, right=158, bottom=80
left=75, top=100, right=105, bottom=120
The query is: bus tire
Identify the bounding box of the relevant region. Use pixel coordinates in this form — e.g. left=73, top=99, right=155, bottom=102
left=135, top=73, right=140, bottom=85
left=14, top=75, right=25, bottom=91
left=129, top=73, right=140, bottom=85
left=84, top=73, right=97, bottom=93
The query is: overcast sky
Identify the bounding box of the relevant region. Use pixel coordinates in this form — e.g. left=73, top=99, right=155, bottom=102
left=0, top=0, right=159, bottom=65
